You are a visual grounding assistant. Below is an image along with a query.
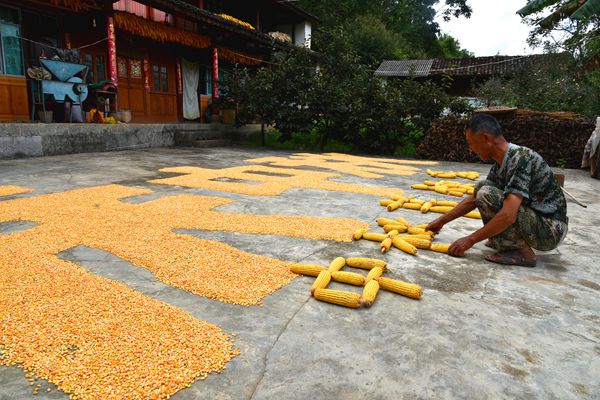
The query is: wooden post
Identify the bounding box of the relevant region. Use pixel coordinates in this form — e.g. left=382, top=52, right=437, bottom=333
left=107, top=16, right=118, bottom=87
left=212, top=47, right=219, bottom=101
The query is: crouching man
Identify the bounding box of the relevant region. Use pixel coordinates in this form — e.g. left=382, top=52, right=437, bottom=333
left=426, top=113, right=568, bottom=267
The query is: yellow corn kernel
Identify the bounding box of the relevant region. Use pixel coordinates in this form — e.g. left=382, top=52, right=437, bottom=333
left=377, top=276, right=422, bottom=300
left=448, top=190, right=464, bottom=197
left=420, top=201, right=434, bottom=213
left=409, top=198, right=425, bottom=205
left=434, top=186, right=448, bottom=195
left=430, top=205, right=454, bottom=214
left=346, top=257, right=387, bottom=270
left=390, top=195, right=407, bottom=201
left=411, top=184, right=430, bottom=190
left=380, top=237, right=393, bottom=253
left=400, top=235, right=431, bottom=249
left=430, top=243, right=451, bottom=253
left=353, top=228, right=367, bottom=240
left=423, top=180, right=436, bottom=186
left=314, top=288, right=361, bottom=308
left=402, top=202, right=422, bottom=210
left=379, top=199, right=394, bottom=206
left=394, top=217, right=410, bottom=226
left=360, top=280, right=380, bottom=308
left=365, top=266, right=384, bottom=283
left=362, top=232, right=387, bottom=242
left=311, top=270, right=331, bottom=294
left=465, top=211, right=482, bottom=219
left=391, top=236, right=417, bottom=255
left=290, top=263, right=325, bottom=277
left=328, top=257, right=346, bottom=272
left=331, top=271, right=365, bottom=286
left=436, top=200, right=458, bottom=207
left=383, top=224, right=408, bottom=233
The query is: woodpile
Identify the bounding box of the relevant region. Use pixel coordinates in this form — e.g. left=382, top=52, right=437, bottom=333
left=417, top=112, right=594, bottom=168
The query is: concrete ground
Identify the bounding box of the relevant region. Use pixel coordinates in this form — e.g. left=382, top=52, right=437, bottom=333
left=0, top=147, right=598, bottom=400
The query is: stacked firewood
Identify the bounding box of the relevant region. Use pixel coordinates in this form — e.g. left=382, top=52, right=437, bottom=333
left=417, top=112, right=594, bottom=168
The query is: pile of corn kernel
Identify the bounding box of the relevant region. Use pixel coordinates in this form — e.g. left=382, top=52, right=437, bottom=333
left=0, top=185, right=32, bottom=197
left=291, top=257, right=422, bottom=309
left=149, top=165, right=404, bottom=197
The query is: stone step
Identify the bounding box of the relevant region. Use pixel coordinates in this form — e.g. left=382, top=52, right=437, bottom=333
left=191, top=139, right=230, bottom=148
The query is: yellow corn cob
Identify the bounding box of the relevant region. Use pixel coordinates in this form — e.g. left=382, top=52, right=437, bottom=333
left=420, top=201, right=434, bottom=213
left=440, top=181, right=461, bottom=187
left=404, top=233, right=432, bottom=240
left=391, top=236, right=417, bottom=255
left=457, top=172, right=468, bottom=178
left=430, top=205, right=454, bottom=213
left=426, top=169, right=435, bottom=176
left=328, top=257, right=346, bottom=272
left=402, top=202, right=422, bottom=210
left=331, top=270, right=365, bottom=286
left=430, top=243, right=451, bottom=253
left=311, top=270, right=331, bottom=294
left=396, top=217, right=411, bottom=226
left=407, top=226, right=434, bottom=236
left=387, top=201, right=404, bottom=211
left=346, top=257, right=387, bottom=270
left=377, top=218, right=398, bottom=227
left=434, top=186, right=448, bottom=195
left=411, top=184, right=429, bottom=190
left=314, top=288, right=361, bottom=308
left=380, top=237, right=393, bottom=253
left=436, top=200, right=458, bottom=207
left=464, top=211, right=482, bottom=219
left=377, top=276, right=422, bottom=300
left=379, top=199, right=394, bottom=206
left=384, top=224, right=407, bottom=233
left=353, top=228, right=367, bottom=240
left=466, top=173, right=480, bottom=180
left=413, top=223, right=428, bottom=228
left=365, top=266, right=384, bottom=283
left=400, top=235, right=431, bottom=249
left=423, top=180, right=436, bottom=186
left=466, top=187, right=475, bottom=195
left=362, top=232, right=387, bottom=242
left=437, top=172, right=457, bottom=179
left=452, top=187, right=468, bottom=193
left=290, top=263, right=325, bottom=277
left=360, top=280, right=380, bottom=308
left=409, top=198, right=426, bottom=205
left=448, top=190, right=464, bottom=197
left=386, top=229, right=399, bottom=237
left=390, top=195, right=407, bottom=201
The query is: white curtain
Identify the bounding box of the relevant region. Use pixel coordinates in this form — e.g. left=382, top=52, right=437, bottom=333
left=181, top=58, right=200, bottom=120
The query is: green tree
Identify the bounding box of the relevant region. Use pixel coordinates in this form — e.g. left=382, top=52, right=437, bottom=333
left=437, top=34, right=474, bottom=58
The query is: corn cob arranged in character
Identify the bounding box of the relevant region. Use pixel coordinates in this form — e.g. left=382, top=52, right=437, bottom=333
left=346, top=257, right=387, bottom=271
left=365, top=266, right=384, bottom=283
left=328, top=257, right=346, bottom=272
left=402, top=202, right=422, bottom=210
left=377, top=218, right=399, bottom=227
left=377, top=277, right=422, bottom=300
left=399, top=235, right=432, bottom=249
left=379, top=199, right=394, bottom=206
left=311, top=270, right=331, bottom=294
left=430, top=205, right=454, bottom=214
left=314, top=288, right=361, bottom=308
left=290, top=263, right=325, bottom=277
left=353, top=228, right=367, bottom=240
left=430, top=243, right=451, bottom=253
left=362, top=232, right=387, bottom=242
left=360, top=280, right=380, bottom=308
left=332, top=271, right=365, bottom=286
left=380, top=237, right=393, bottom=253
left=464, top=211, right=482, bottom=219
left=392, top=236, right=417, bottom=255
left=384, top=224, right=408, bottom=233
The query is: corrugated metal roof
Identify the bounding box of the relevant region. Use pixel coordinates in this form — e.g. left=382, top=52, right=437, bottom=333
left=374, top=59, right=434, bottom=77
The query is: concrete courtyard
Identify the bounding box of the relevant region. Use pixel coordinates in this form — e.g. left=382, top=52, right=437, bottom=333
left=0, top=146, right=598, bottom=400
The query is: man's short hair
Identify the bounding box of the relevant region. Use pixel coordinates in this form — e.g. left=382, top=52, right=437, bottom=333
left=469, top=113, right=502, bottom=137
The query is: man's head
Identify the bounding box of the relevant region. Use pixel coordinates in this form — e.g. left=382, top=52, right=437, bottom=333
left=465, top=113, right=503, bottom=161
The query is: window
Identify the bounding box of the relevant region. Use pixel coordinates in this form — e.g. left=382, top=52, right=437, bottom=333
left=81, top=51, right=107, bottom=83
left=199, top=65, right=212, bottom=96
left=0, top=6, right=23, bottom=76
left=152, top=64, right=169, bottom=92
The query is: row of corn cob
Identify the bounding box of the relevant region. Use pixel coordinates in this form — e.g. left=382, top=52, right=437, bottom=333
left=290, top=257, right=422, bottom=308
left=411, top=180, right=475, bottom=197
left=378, top=196, right=481, bottom=219
left=426, top=169, right=480, bottom=180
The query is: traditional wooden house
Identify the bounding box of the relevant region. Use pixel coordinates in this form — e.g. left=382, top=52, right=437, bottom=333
left=0, top=0, right=315, bottom=122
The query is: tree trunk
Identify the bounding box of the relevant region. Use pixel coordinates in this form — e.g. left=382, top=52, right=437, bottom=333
left=319, top=123, right=329, bottom=151
left=261, top=122, right=266, bottom=146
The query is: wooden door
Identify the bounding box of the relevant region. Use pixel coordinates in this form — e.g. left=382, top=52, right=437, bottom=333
left=117, top=56, right=146, bottom=121
left=148, top=55, right=178, bottom=122
left=0, top=76, right=29, bottom=121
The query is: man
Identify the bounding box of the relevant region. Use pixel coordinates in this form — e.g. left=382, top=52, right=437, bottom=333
left=426, top=113, right=568, bottom=267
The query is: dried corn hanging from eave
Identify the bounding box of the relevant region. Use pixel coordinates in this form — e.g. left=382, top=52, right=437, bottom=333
left=346, top=257, right=387, bottom=271
left=391, top=236, right=417, bottom=255
left=314, top=288, right=361, bottom=308
left=311, top=270, right=331, bottom=294
left=290, top=263, right=325, bottom=277
left=365, top=267, right=384, bottom=283
left=331, top=271, right=365, bottom=286
left=328, top=257, right=346, bottom=272
left=377, top=277, right=422, bottom=300
left=360, top=280, right=380, bottom=308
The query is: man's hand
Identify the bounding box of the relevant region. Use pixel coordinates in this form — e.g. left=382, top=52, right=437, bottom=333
left=426, top=218, right=445, bottom=234
left=448, top=236, right=475, bottom=257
